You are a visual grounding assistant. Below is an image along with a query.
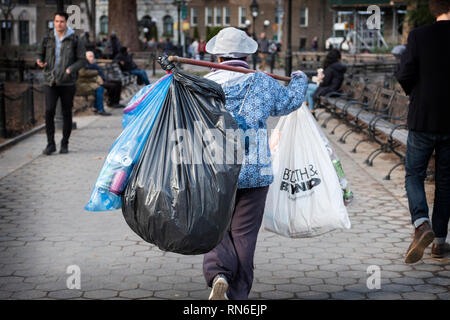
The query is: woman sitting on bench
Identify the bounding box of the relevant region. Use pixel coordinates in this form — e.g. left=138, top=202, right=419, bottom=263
left=305, top=49, right=347, bottom=112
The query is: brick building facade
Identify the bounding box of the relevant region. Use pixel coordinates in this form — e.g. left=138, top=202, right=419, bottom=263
left=0, top=0, right=89, bottom=46
left=186, top=0, right=334, bottom=52
left=95, top=0, right=179, bottom=43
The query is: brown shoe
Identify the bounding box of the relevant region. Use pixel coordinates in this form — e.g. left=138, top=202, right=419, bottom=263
left=431, top=242, right=450, bottom=259
left=405, top=222, right=435, bottom=264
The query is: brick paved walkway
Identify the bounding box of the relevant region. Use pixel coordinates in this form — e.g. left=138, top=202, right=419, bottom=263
left=0, top=86, right=449, bottom=300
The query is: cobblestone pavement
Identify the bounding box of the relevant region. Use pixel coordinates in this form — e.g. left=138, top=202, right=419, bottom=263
left=0, top=78, right=449, bottom=300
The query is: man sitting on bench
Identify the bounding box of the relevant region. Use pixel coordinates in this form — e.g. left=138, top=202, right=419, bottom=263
left=114, top=46, right=150, bottom=86
left=86, top=51, right=125, bottom=110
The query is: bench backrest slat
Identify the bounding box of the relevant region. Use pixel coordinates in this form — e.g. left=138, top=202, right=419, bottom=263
left=388, top=92, right=409, bottom=122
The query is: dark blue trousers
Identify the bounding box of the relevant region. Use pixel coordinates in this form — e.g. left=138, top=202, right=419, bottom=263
left=405, top=131, right=450, bottom=239
left=203, top=186, right=269, bottom=300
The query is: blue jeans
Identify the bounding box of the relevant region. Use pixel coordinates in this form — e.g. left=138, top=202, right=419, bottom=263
left=131, top=69, right=150, bottom=85
left=405, top=131, right=450, bottom=242
left=94, top=86, right=105, bottom=112
left=306, top=83, right=318, bottom=110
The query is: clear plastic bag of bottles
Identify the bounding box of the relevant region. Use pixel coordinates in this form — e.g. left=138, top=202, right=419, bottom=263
left=85, top=73, right=173, bottom=211
left=122, top=73, right=172, bottom=128
left=311, top=108, right=354, bottom=205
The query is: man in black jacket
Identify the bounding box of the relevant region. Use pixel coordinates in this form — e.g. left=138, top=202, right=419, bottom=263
left=36, top=12, right=86, bottom=155
left=396, top=0, right=450, bottom=263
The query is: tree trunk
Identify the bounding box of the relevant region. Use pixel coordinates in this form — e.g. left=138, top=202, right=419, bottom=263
left=108, top=0, right=139, bottom=51
left=402, top=2, right=416, bottom=45
left=84, top=0, right=96, bottom=38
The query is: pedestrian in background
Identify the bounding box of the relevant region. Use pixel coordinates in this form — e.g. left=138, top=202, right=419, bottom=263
left=81, top=31, right=95, bottom=52
left=107, top=31, right=121, bottom=59
left=257, top=32, right=269, bottom=71
left=311, top=36, right=319, bottom=51
left=190, top=38, right=199, bottom=60
left=141, top=37, right=149, bottom=50
left=198, top=39, right=206, bottom=60
left=36, top=12, right=86, bottom=155
left=268, top=40, right=278, bottom=73
left=157, top=39, right=165, bottom=56
left=164, top=38, right=175, bottom=56
left=396, top=0, right=450, bottom=263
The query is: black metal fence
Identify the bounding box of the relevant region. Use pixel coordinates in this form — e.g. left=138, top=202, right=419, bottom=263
left=0, top=75, right=45, bottom=139
left=0, top=58, right=27, bottom=82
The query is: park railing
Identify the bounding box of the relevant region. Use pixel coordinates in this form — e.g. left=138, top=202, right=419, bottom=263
left=0, top=74, right=45, bottom=139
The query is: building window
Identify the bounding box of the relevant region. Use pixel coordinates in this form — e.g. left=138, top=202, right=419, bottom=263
left=19, top=21, right=29, bottom=45
left=300, top=8, right=308, bottom=27
left=1, top=20, right=12, bottom=45
left=214, top=7, right=221, bottom=26
left=205, top=7, right=212, bottom=26
left=190, top=7, right=198, bottom=26
left=223, top=7, right=230, bottom=26
left=100, top=15, right=108, bottom=34
left=18, top=11, right=30, bottom=45
left=163, top=15, right=174, bottom=37
left=299, top=37, right=307, bottom=51
left=239, top=7, right=247, bottom=27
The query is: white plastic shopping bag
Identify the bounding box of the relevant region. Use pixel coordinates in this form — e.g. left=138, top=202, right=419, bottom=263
left=264, top=105, right=351, bottom=238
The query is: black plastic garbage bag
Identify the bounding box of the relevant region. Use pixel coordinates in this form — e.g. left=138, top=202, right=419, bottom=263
left=122, top=56, right=242, bottom=255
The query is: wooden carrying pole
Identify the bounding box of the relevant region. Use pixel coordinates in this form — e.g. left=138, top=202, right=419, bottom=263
left=168, top=56, right=292, bottom=82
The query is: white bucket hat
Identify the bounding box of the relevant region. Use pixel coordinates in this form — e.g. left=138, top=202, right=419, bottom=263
left=206, top=27, right=258, bottom=58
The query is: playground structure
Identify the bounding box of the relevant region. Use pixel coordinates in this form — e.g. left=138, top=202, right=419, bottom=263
left=328, top=1, right=407, bottom=52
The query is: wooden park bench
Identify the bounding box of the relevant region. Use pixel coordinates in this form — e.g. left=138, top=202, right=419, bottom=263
left=318, top=83, right=411, bottom=180
left=361, top=92, right=409, bottom=180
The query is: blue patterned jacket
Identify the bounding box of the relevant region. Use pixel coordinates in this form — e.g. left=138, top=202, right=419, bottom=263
left=205, top=61, right=308, bottom=189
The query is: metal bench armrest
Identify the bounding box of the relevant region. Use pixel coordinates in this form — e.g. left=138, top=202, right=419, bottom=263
left=324, top=91, right=345, bottom=98
left=389, top=123, right=408, bottom=144
left=390, top=123, right=408, bottom=136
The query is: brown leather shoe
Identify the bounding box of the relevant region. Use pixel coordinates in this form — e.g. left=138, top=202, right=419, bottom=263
left=405, top=222, right=435, bottom=264
left=431, top=242, right=450, bottom=259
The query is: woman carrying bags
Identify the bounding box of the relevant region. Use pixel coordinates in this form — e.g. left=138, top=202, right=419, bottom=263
left=201, top=27, right=308, bottom=300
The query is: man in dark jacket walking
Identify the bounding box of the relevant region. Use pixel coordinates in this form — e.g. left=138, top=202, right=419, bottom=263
left=396, top=0, right=450, bottom=263
left=257, top=32, right=269, bottom=71
left=36, top=12, right=86, bottom=155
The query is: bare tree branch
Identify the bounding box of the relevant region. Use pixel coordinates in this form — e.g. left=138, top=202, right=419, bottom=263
left=0, top=0, right=17, bottom=21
